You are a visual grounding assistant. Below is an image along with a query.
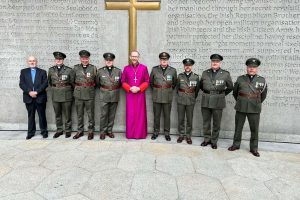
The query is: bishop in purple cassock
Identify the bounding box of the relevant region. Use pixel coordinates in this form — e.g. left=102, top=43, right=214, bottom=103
left=121, top=51, right=150, bottom=139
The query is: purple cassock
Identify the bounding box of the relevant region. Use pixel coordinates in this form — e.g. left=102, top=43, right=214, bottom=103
left=121, top=63, right=150, bottom=139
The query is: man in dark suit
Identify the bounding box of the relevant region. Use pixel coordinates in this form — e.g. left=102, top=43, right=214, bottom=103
left=19, top=56, right=48, bottom=139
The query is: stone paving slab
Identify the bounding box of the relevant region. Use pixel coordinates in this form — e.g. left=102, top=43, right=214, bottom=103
left=130, top=172, right=178, bottom=200
left=35, top=167, right=91, bottom=200
left=0, top=131, right=298, bottom=200
left=177, top=174, right=228, bottom=200
left=81, top=169, right=134, bottom=200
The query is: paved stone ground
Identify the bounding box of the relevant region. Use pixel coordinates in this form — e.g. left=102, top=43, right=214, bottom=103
left=0, top=131, right=299, bottom=200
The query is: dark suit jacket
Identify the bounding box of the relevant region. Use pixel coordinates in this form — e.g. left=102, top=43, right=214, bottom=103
left=19, top=67, right=48, bottom=104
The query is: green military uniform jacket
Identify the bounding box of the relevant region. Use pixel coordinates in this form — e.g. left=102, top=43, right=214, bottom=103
left=150, top=65, right=177, bottom=103
left=200, top=68, right=233, bottom=109
left=233, top=74, right=267, bottom=113
left=48, top=65, right=74, bottom=102
left=176, top=72, right=200, bottom=105
left=96, top=66, right=122, bottom=103
left=72, top=64, right=97, bottom=100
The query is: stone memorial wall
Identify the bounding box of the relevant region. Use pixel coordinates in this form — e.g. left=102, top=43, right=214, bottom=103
left=0, top=0, right=299, bottom=142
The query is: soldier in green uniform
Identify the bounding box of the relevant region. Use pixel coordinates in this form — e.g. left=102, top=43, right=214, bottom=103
left=48, top=52, right=74, bottom=138
left=176, top=58, right=200, bottom=144
left=200, top=54, right=233, bottom=149
left=96, top=53, right=122, bottom=140
left=72, top=50, right=97, bottom=140
left=150, top=52, right=177, bottom=141
left=228, top=58, right=267, bottom=157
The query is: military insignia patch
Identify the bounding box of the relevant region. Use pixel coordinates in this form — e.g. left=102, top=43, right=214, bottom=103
left=166, top=75, right=172, bottom=81
left=61, top=75, right=67, bottom=80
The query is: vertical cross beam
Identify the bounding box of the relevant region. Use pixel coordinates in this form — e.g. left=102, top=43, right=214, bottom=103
left=105, top=0, right=161, bottom=60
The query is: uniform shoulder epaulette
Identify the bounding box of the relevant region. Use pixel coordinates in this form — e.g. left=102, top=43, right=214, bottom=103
left=64, top=66, right=72, bottom=70
left=179, top=72, right=185, bottom=76
left=153, top=65, right=159, bottom=69
left=73, top=64, right=81, bottom=69
left=193, top=72, right=199, bottom=77
left=221, top=69, right=229, bottom=73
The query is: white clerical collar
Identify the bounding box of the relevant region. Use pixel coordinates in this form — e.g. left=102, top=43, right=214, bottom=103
left=185, top=72, right=191, bottom=75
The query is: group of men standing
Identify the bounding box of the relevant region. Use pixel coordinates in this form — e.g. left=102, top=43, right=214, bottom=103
left=19, top=50, right=267, bottom=157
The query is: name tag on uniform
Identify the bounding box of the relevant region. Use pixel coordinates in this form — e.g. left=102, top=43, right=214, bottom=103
left=102, top=75, right=106, bottom=78
left=180, top=79, right=184, bottom=82
left=87, top=72, right=91, bottom=78
left=189, top=81, right=197, bottom=87
left=255, top=82, right=264, bottom=88
left=115, top=76, right=119, bottom=80
left=166, top=75, right=172, bottom=81
left=216, top=80, right=224, bottom=85
left=61, top=75, right=67, bottom=80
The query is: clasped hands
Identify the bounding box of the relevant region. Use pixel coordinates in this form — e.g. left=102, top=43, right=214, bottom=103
left=130, top=86, right=140, bottom=93
left=29, top=91, right=38, bottom=98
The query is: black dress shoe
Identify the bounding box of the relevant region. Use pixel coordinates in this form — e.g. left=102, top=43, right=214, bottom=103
left=73, top=132, right=84, bottom=139
left=186, top=137, right=192, bottom=145
left=26, top=135, right=34, bottom=140
left=211, top=143, right=217, bottom=149
left=228, top=145, right=240, bottom=151
left=200, top=141, right=211, bottom=146
left=107, top=133, right=115, bottom=138
left=41, top=131, right=48, bottom=138
left=177, top=136, right=184, bottom=143
left=53, top=132, right=63, bottom=138
left=250, top=150, right=260, bottom=157
left=65, top=132, right=72, bottom=138
left=165, top=135, right=171, bottom=141
left=151, top=134, right=158, bottom=140
left=100, top=133, right=106, bottom=140
left=88, top=132, right=94, bottom=140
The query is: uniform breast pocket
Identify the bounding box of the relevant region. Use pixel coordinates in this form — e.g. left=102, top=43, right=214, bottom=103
left=189, top=81, right=197, bottom=87
left=217, top=80, right=226, bottom=90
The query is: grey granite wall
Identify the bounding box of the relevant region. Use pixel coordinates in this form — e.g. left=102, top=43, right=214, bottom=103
left=0, top=0, right=299, bottom=143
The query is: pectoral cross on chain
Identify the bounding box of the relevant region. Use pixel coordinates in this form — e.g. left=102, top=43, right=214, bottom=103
left=134, top=76, right=137, bottom=83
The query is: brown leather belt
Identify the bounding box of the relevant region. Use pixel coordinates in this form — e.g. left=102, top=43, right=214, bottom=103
left=100, top=85, right=120, bottom=91
left=178, top=88, right=194, bottom=93
left=238, top=92, right=259, bottom=98
left=153, top=84, right=172, bottom=89
left=75, top=83, right=95, bottom=87
left=203, top=90, right=224, bottom=94
left=52, top=83, right=71, bottom=88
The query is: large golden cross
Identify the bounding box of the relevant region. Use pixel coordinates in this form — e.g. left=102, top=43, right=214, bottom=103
left=105, top=0, right=161, bottom=58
